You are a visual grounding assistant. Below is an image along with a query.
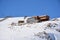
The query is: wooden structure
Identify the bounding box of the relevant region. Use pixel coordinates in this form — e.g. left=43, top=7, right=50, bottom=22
left=32, top=15, right=49, bottom=22
left=18, top=20, right=24, bottom=25
left=18, top=15, right=49, bottom=25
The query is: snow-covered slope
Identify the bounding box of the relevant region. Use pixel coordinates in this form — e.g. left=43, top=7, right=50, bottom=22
left=0, top=17, right=60, bottom=40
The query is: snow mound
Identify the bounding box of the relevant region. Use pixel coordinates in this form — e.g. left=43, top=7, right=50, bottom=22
left=0, top=17, right=60, bottom=40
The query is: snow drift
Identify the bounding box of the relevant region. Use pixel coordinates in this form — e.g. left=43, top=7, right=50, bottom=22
left=0, top=17, right=60, bottom=40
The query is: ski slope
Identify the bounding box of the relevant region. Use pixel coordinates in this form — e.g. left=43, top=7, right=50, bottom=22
left=0, top=17, right=60, bottom=40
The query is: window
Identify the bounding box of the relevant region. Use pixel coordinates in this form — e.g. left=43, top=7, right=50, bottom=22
left=18, top=21, right=24, bottom=23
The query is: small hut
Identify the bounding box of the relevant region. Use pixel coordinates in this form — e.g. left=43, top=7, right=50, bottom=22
left=32, top=15, right=49, bottom=22
left=39, top=15, right=49, bottom=21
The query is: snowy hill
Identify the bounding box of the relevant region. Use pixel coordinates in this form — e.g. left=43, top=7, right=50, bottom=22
left=0, top=17, right=60, bottom=40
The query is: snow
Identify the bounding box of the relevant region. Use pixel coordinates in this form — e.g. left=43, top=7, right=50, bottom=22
left=0, top=17, right=60, bottom=40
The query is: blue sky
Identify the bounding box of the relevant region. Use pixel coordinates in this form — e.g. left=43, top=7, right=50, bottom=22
left=0, top=0, right=60, bottom=18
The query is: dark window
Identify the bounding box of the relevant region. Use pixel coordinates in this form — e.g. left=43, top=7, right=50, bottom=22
left=18, top=21, right=24, bottom=23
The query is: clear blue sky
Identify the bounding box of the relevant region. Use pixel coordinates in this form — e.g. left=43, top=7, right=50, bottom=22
left=0, top=0, right=60, bottom=18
